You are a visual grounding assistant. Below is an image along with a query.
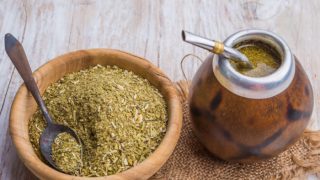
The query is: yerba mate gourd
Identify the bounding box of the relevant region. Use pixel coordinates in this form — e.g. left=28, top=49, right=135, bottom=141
left=188, top=30, right=313, bottom=162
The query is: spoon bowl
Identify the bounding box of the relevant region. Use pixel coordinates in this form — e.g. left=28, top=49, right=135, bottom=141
left=40, top=123, right=82, bottom=171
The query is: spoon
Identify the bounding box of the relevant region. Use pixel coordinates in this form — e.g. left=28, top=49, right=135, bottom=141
left=182, top=30, right=253, bottom=68
left=4, top=33, right=82, bottom=171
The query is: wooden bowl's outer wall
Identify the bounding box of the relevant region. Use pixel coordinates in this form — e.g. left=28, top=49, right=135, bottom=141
left=189, top=55, right=313, bottom=162
left=10, top=49, right=182, bottom=180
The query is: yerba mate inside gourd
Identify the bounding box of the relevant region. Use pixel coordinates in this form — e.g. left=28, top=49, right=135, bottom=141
left=29, top=65, right=167, bottom=177
left=231, top=40, right=281, bottom=77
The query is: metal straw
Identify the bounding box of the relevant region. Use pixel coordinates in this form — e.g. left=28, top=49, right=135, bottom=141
left=182, top=30, right=252, bottom=68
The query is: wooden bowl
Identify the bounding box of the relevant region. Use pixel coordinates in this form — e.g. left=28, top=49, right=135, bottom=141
left=10, top=49, right=182, bottom=180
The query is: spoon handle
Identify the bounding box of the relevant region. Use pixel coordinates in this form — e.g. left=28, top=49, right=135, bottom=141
left=5, top=33, right=53, bottom=124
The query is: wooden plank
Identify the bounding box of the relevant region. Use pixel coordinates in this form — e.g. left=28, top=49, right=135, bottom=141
left=0, top=0, right=319, bottom=179
left=0, top=0, right=26, bottom=117
left=0, top=0, right=35, bottom=179
left=158, top=0, right=205, bottom=81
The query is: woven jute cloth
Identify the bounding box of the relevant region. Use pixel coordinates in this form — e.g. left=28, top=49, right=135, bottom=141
left=152, top=81, right=320, bottom=180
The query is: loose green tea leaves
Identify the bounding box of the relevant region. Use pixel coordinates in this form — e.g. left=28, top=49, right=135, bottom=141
left=231, top=41, right=281, bottom=77
left=52, top=132, right=81, bottom=174
left=29, top=65, right=168, bottom=177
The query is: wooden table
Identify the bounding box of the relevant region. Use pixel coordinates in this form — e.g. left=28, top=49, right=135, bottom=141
left=0, top=0, right=319, bottom=179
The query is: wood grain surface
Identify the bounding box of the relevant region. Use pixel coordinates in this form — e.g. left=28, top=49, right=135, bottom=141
left=0, top=0, right=319, bottom=179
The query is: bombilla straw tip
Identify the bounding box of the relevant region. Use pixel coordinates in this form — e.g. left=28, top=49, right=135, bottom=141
left=181, top=30, right=186, bottom=41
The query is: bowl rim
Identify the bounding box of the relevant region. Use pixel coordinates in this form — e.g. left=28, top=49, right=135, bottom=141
left=9, top=49, right=182, bottom=179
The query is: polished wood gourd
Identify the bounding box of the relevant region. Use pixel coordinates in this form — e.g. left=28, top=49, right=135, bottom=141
left=189, top=55, right=313, bottom=162
left=10, top=49, right=182, bottom=180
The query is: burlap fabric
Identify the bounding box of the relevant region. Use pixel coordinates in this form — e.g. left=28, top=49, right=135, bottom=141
left=152, top=81, right=320, bottom=180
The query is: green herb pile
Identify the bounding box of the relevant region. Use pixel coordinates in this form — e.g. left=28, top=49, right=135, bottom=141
left=29, top=65, right=168, bottom=176
left=231, top=41, right=281, bottom=77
